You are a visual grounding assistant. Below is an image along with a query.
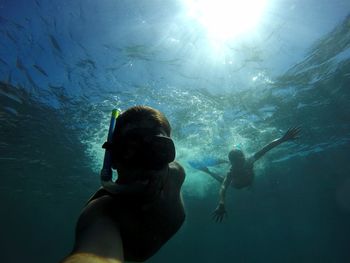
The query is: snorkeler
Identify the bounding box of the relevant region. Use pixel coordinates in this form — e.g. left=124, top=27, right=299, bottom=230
left=197, top=127, right=301, bottom=222
left=60, top=106, right=186, bottom=263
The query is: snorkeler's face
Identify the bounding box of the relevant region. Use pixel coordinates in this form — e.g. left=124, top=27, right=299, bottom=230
left=112, top=125, right=175, bottom=170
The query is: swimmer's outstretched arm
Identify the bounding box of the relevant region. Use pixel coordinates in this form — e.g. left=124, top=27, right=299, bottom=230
left=60, top=206, right=124, bottom=263
left=251, top=127, right=301, bottom=163
left=212, top=172, right=233, bottom=222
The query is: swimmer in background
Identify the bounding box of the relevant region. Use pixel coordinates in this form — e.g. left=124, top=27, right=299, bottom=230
left=197, top=127, right=301, bottom=222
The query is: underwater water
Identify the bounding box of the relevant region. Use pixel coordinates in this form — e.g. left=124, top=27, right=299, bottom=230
left=1, top=0, right=350, bottom=262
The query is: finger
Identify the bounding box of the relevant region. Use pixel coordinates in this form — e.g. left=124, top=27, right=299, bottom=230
left=293, top=128, right=299, bottom=133
left=292, top=129, right=302, bottom=138
left=215, top=216, right=220, bottom=223
left=289, top=126, right=300, bottom=133
left=287, top=128, right=295, bottom=136
left=292, top=126, right=302, bottom=134
left=212, top=213, right=220, bottom=222
left=287, top=127, right=301, bottom=138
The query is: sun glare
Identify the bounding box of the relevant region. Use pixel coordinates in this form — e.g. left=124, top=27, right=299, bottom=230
left=184, top=0, right=268, bottom=42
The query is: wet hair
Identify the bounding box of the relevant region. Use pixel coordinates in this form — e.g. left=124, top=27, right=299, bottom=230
left=114, top=105, right=171, bottom=138
left=228, top=148, right=245, bottom=164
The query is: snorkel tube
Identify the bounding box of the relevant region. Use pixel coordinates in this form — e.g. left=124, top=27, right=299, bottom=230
left=100, top=109, right=120, bottom=183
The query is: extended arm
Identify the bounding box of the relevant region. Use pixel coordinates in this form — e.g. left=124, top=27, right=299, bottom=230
left=252, top=127, right=301, bottom=163
left=60, top=198, right=124, bottom=263
left=212, top=172, right=233, bottom=222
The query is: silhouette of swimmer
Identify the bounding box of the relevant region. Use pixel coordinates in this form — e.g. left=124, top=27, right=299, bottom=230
left=197, top=127, right=301, bottom=222
left=60, top=106, right=186, bottom=263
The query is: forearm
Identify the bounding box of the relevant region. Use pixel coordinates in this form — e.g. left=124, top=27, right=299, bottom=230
left=218, top=176, right=231, bottom=205
left=262, top=138, right=283, bottom=153
left=218, top=186, right=227, bottom=205
left=253, top=138, right=283, bottom=161
left=61, top=253, right=122, bottom=263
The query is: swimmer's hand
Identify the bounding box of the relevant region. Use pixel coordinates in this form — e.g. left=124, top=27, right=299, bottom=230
left=281, top=126, right=301, bottom=142
left=212, top=203, right=227, bottom=223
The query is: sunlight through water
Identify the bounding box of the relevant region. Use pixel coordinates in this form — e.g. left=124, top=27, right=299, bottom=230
left=183, top=0, right=268, bottom=43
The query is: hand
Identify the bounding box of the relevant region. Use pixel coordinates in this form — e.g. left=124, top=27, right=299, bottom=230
left=281, top=126, right=301, bottom=142
left=212, top=203, right=227, bottom=223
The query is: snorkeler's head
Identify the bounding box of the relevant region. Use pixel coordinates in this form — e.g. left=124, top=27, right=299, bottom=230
left=111, top=106, right=175, bottom=171
left=228, top=148, right=245, bottom=166
left=114, top=106, right=171, bottom=137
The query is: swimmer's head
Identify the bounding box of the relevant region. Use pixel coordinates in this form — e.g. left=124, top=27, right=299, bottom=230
left=228, top=148, right=245, bottom=166
left=111, top=106, right=175, bottom=173
left=114, top=105, right=171, bottom=137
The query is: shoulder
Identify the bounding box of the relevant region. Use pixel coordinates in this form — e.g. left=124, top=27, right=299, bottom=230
left=169, top=161, right=185, bottom=174
left=246, top=157, right=255, bottom=167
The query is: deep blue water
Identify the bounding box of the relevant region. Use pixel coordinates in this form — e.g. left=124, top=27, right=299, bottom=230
left=1, top=1, right=350, bottom=262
